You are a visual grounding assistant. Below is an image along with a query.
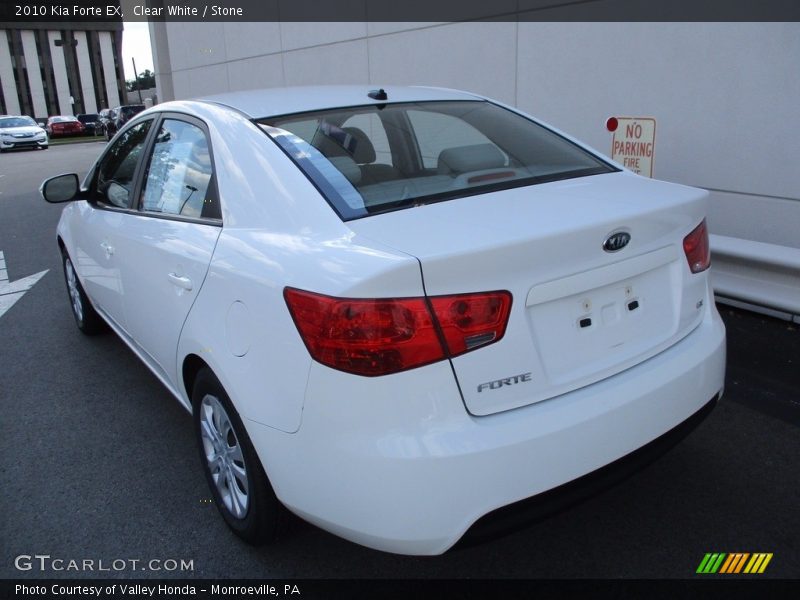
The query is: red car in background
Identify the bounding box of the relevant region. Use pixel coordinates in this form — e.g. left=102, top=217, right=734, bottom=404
left=46, top=116, right=85, bottom=137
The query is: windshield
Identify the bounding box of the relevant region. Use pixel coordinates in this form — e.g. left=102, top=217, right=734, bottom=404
left=0, top=116, right=37, bottom=128
left=258, top=101, right=616, bottom=220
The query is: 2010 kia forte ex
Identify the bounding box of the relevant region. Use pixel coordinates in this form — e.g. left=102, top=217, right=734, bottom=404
left=41, top=85, right=726, bottom=555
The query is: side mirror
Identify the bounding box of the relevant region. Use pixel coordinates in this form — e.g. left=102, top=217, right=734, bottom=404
left=40, top=173, right=83, bottom=203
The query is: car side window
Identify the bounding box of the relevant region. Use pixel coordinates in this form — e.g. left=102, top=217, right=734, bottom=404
left=139, top=119, right=220, bottom=220
left=94, top=119, right=153, bottom=208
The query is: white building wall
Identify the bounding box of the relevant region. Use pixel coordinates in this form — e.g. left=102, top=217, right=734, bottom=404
left=154, top=21, right=800, bottom=315
left=20, top=30, right=47, bottom=118
left=0, top=30, right=21, bottom=114
left=98, top=31, right=120, bottom=108
left=74, top=31, right=98, bottom=114
left=514, top=23, right=799, bottom=250
left=47, top=31, right=73, bottom=115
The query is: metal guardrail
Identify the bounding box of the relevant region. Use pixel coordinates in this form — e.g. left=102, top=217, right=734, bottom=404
left=710, top=234, right=800, bottom=321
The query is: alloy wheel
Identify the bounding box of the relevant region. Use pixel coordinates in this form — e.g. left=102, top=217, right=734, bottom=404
left=64, top=257, right=83, bottom=323
left=199, top=394, right=249, bottom=519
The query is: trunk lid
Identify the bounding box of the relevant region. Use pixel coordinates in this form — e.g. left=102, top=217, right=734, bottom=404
left=348, top=171, right=710, bottom=416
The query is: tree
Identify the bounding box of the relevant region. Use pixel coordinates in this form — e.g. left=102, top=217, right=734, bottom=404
left=126, top=69, right=156, bottom=92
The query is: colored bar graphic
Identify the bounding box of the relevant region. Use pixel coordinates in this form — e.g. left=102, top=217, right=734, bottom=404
left=710, top=553, right=726, bottom=573
left=697, top=553, right=727, bottom=573
left=719, top=554, right=735, bottom=573
left=719, top=553, right=749, bottom=573
left=744, top=553, right=773, bottom=574
left=733, top=553, right=750, bottom=573
left=696, top=553, right=714, bottom=573
left=698, top=552, right=772, bottom=574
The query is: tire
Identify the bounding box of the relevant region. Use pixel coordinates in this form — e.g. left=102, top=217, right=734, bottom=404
left=192, top=368, right=282, bottom=545
left=62, top=251, right=105, bottom=335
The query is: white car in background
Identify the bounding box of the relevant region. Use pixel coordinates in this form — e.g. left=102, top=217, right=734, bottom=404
left=0, top=115, right=48, bottom=151
left=41, top=85, right=726, bottom=555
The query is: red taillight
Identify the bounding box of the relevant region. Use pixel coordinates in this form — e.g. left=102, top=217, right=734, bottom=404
left=284, top=287, right=512, bottom=376
left=428, top=291, right=512, bottom=357
left=683, top=219, right=710, bottom=274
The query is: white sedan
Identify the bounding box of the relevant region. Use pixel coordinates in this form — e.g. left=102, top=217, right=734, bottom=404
left=41, top=86, right=726, bottom=555
left=0, top=115, right=48, bottom=151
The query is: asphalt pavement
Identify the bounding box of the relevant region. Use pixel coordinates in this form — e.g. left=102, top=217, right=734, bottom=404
left=0, top=144, right=797, bottom=579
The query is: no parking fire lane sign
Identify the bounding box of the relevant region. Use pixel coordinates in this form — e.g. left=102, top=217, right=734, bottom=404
left=606, top=116, right=656, bottom=177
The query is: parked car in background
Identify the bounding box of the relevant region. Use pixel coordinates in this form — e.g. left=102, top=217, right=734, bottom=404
left=76, top=113, right=101, bottom=136
left=39, top=86, right=726, bottom=556
left=46, top=116, right=85, bottom=137
left=103, top=104, right=145, bottom=140
left=97, top=108, right=113, bottom=136
left=0, top=115, right=48, bottom=151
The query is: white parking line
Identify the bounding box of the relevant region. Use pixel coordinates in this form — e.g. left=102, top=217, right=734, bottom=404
left=0, top=250, right=49, bottom=319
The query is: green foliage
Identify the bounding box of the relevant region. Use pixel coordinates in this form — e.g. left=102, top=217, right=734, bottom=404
left=126, top=69, right=156, bottom=92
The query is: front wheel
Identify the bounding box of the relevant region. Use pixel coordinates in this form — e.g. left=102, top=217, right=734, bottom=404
left=62, top=252, right=105, bottom=335
left=193, top=368, right=282, bottom=545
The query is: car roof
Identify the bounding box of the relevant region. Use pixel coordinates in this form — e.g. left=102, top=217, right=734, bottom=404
left=198, top=85, right=485, bottom=119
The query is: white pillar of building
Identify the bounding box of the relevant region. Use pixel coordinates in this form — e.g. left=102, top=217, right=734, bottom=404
left=47, top=31, right=73, bottom=115
left=149, top=21, right=174, bottom=102
left=98, top=31, right=120, bottom=107
left=73, top=31, right=97, bottom=113
left=0, top=30, right=21, bottom=115
left=20, top=30, right=48, bottom=118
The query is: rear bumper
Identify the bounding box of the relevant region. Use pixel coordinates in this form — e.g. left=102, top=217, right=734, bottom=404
left=459, top=392, right=718, bottom=547
left=246, top=302, right=726, bottom=555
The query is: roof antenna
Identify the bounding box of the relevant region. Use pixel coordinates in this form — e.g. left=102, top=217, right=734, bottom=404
left=368, top=88, right=388, bottom=101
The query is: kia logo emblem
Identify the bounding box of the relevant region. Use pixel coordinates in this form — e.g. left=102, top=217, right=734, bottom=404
left=603, top=231, right=631, bottom=252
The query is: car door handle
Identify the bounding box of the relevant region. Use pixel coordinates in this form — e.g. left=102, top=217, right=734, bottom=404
left=167, top=272, right=193, bottom=291
left=100, top=241, right=114, bottom=256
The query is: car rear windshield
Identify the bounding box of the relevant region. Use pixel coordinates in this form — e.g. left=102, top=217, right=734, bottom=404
left=257, top=100, right=616, bottom=220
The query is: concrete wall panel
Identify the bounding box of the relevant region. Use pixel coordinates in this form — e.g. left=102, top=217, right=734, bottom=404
left=282, top=40, right=369, bottom=87
left=74, top=31, right=97, bottom=113
left=279, top=22, right=367, bottom=52
left=0, top=30, right=20, bottom=114
left=98, top=31, right=120, bottom=108
left=368, top=22, right=517, bottom=105
left=20, top=30, right=47, bottom=118
left=223, top=22, right=282, bottom=61
left=516, top=22, right=800, bottom=202
left=47, top=31, right=72, bottom=115
left=227, top=54, right=284, bottom=92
